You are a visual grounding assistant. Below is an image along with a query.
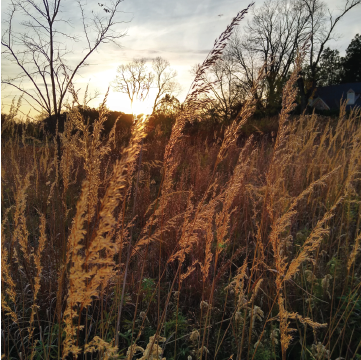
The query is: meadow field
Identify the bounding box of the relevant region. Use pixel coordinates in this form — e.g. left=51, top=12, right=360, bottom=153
left=2, top=45, right=361, bottom=360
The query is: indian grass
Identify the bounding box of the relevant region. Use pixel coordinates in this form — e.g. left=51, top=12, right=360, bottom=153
left=2, top=7, right=361, bottom=360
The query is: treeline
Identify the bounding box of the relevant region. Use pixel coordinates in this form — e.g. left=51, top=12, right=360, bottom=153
left=1, top=109, right=132, bottom=141
left=3, top=0, right=361, bottom=141
left=190, top=1, right=361, bottom=119
left=316, top=34, right=361, bottom=86
left=1, top=102, right=180, bottom=144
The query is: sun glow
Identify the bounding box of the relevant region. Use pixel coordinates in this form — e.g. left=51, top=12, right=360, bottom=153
left=130, top=98, right=154, bottom=116
left=106, top=90, right=154, bottom=115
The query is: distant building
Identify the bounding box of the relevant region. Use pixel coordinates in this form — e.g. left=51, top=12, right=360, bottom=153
left=309, top=83, right=361, bottom=111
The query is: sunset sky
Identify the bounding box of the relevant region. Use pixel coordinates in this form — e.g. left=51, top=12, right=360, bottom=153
left=1, top=0, right=361, bottom=117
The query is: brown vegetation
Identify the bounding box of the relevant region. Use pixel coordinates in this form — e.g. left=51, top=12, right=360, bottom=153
left=2, top=6, right=361, bottom=360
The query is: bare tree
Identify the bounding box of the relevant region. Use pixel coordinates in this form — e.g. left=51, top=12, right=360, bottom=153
left=228, top=0, right=309, bottom=109
left=1, top=0, right=127, bottom=120
left=191, top=55, right=246, bottom=123
left=112, top=58, right=153, bottom=113
left=227, top=0, right=361, bottom=110
left=150, top=57, right=180, bottom=114
left=226, top=34, right=262, bottom=100
left=298, top=0, right=361, bottom=108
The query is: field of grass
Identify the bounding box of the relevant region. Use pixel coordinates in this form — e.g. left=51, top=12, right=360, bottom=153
left=2, top=53, right=361, bottom=360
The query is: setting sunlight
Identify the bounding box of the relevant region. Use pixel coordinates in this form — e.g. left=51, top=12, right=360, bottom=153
left=106, top=90, right=155, bottom=115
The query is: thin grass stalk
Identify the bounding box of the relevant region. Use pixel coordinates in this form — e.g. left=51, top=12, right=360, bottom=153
left=330, top=294, right=360, bottom=358
left=115, top=137, right=144, bottom=348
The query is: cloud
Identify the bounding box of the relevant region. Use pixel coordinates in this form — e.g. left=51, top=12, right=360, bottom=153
left=2, top=0, right=361, bottom=115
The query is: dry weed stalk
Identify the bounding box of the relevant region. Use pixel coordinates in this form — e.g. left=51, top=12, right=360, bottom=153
left=163, top=3, right=255, bottom=186
left=62, top=114, right=146, bottom=357
left=84, top=336, right=118, bottom=360
left=347, top=232, right=361, bottom=272
left=1, top=234, right=19, bottom=325
left=2, top=4, right=361, bottom=359
left=28, top=214, right=47, bottom=346
left=62, top=89, right=117, bottom=220
left=253, top=51, right=337, bottom=360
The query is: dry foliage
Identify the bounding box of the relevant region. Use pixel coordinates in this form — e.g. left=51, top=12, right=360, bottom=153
left=2, top=4, right=361, bottom=360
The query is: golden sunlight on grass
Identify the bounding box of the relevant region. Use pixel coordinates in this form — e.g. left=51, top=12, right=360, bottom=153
left=2, top=3, right=361, bottom=360
left=2, top=60, right=361, bottom=360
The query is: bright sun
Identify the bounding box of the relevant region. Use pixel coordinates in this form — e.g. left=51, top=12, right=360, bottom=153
left=106, top=90, right=154, bottom=115
left=131, top=98, right=154, bottom=115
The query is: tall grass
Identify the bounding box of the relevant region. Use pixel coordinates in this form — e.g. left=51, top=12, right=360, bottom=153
left=2, top=7, right=361, bottom=360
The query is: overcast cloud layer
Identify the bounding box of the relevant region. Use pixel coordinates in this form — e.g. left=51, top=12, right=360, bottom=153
left=1, top=0, right=361, bottom=115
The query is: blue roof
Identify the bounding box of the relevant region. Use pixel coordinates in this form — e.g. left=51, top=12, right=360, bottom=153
left=312, top=82, right=361, bottom=110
